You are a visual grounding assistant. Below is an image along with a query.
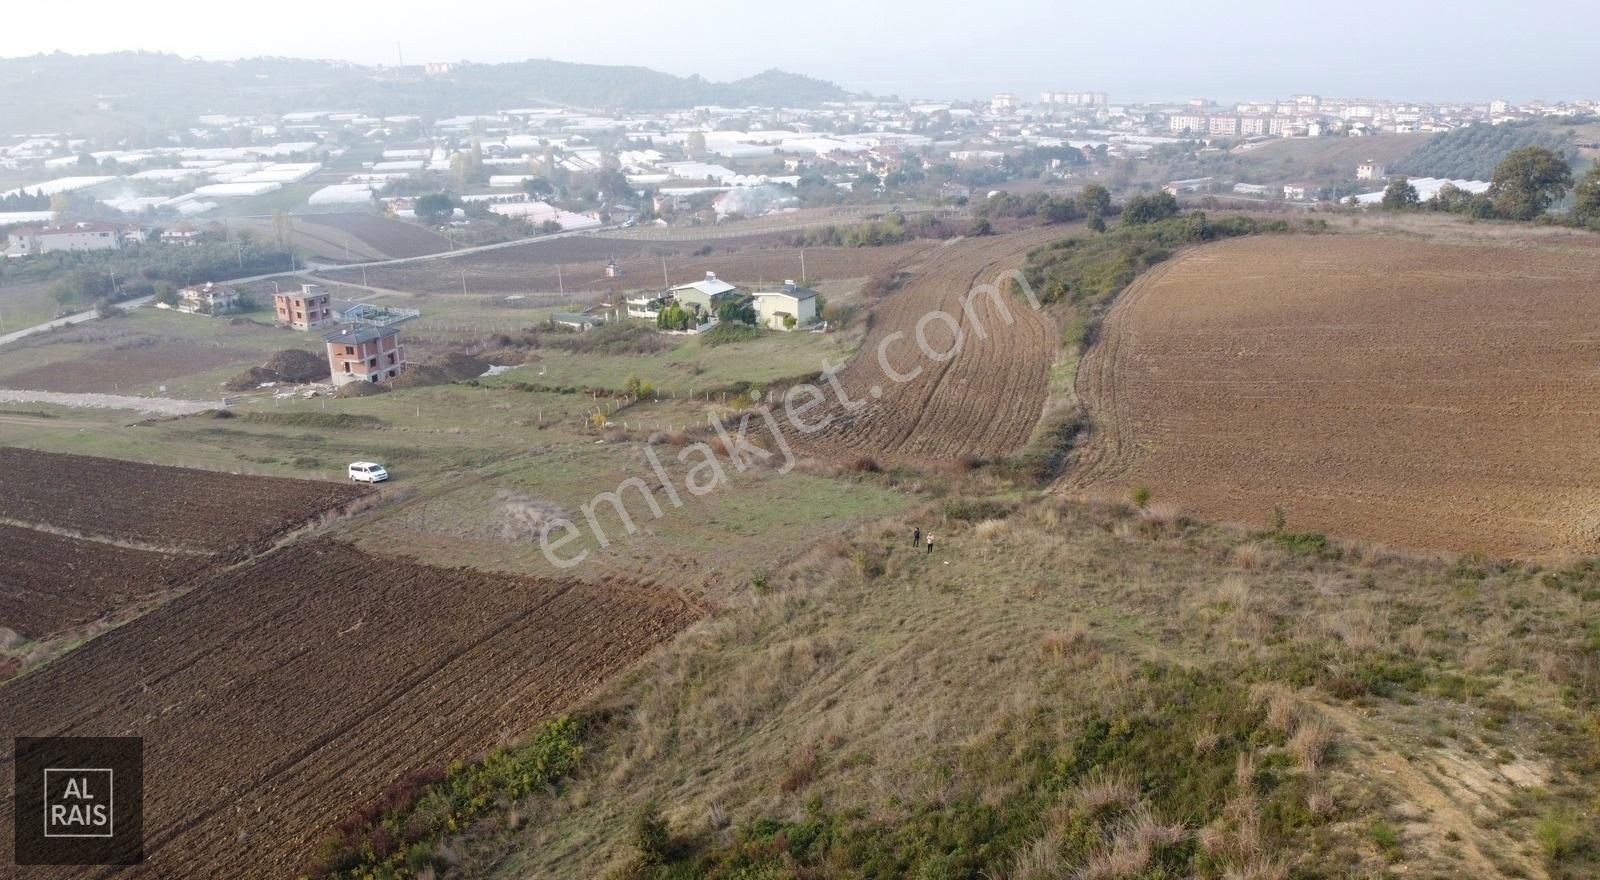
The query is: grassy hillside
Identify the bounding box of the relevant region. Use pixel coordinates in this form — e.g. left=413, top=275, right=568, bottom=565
left=1228, top=134, right=1436, bottom=185
left=358, top=493, right=1600, bottom=879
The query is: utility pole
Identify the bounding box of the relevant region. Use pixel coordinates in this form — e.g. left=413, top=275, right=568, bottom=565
left=236, top=241, right=244, bottom=269
left=661, top=256, right=668, bottom=289
left=460, top=268, right=467, bottom=296
left=800, top=248, right=807, bottom=284
left=557, top=265, right=564, bottom=298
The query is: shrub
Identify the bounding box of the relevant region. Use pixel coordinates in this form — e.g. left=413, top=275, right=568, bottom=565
left=943, top=498, right=1012, bottom=522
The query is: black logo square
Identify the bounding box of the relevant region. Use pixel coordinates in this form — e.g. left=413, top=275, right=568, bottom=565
left=13, top=737, right=143, bottom=865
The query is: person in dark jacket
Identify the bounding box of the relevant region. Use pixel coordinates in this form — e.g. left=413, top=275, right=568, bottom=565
left=912, top=526, right=921, bottom=547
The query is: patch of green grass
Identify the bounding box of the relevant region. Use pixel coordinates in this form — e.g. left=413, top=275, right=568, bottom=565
left=237, top=411, right=385, bottom=430
left=308, top=716, right=585, bottom=880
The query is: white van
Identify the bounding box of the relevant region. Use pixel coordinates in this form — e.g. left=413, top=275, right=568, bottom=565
left=347, top=461, right=389, bottom=483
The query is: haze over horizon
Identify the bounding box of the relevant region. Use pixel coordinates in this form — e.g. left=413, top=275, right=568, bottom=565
left=2, top=0, right=1596, bottom=105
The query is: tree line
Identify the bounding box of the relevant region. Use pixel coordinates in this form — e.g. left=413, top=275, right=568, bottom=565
left=1380, top=146, right=1600, bottom=227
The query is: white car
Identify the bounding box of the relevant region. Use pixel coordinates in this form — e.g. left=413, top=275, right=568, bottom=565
left=347, top=461, right=389, bottom=483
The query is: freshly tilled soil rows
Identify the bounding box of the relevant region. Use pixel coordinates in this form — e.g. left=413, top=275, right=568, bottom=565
left=298, top=213, right=451, bottom=259
left=0, top=448, right=371, bottom=553
left=782, top=230, right=1062, bottom=467
left=0, top=541, right=700, bottom=878
left=1066, top=234, right=1600, bottom=558
left=320, top=239, right=932, bottom=297
left=0, top=523, right=206, bottom=639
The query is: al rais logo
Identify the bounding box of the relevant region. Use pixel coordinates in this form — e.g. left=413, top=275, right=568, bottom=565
left=44, top=768, right=115, bottom=837
left=13, top=737, right=143, bottom=865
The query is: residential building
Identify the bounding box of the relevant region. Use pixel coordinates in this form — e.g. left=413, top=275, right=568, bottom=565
left=274, top=283, right=334, bottom=331
left=1282, top=183, right=1315, bottom=201
left=176, top=282, right=241, bottom=315
left=324, top=325, right=404, bottom=386
left=1163, top=177, right=1214, bottom=195
left=1239, top=115, right=1270, bottom=136
left=1232, top=183, right=1272, bottom=196
left=752, top=281, right=819, bottom=331
left=1356, top=160, right=1387, bottom=181
left=1207, top=116, right=1241, bottom=137
left=7, top=222, right=127, bottom=255
left=161, top=226, right=203, bottom=246
left=669, top=271, right=742, bottom=314
left=1167, top=113, right=1206, bottom=135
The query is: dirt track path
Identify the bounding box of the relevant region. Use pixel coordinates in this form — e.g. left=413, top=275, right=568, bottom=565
left=784, top=228, right=1065, bottom=467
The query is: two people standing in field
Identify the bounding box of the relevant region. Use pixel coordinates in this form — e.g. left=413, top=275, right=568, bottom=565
left=912, top=527, right=934, bottom=554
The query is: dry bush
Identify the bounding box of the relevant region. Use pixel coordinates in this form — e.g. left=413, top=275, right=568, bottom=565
left=1234, top=751, right=1259, bottom=792
left=850, top=456, right=882, bottom=473
left=1287, top=720, right=1333, bottom=772
left=1010, top=829, right=1064, bottom=880
left=1193, top=725, right=1222, bottom=755
left=1223, top=856, right=1288, bottom=880
left=1249, top=684, right=1300, bottom=735
left=1079, top=806, right=1186, bottom=880
left=1041, top=620, right=1091, bottom=659
left=1072, top=767, right=1138, bottom=814
left=1138, top=502, right=1186, bottom=531
left=1230, top=540, right=1276, bottom=570
left=973, top=518, right=1010, bottom=542
left=1321, top=605, right=1390, bottom=653
left=1213, top=574, right=1251, bottom=608
left=1306, top=785, right=1335, bottom=817
left=779, top=747, right=819, bottom=794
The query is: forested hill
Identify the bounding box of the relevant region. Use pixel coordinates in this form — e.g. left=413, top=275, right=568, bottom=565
left=0, top=52, right=850, bottom=135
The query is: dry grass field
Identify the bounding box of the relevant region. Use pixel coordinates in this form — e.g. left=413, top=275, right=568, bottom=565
left=1068, top=231, right=1600, bottom=558
left=436, top=497, right=1600, bottom=880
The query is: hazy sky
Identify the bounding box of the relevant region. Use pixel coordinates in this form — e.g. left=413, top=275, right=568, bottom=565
left=3, top=0, right=1596, bottom=103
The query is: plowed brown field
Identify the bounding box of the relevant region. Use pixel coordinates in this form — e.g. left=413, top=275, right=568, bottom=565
left=0, top=523, right=205, bottom=639
left=320, top=239, right=932, bottom=297
left=0, top=448, right=370, bottom=553
left=0, top=541, right=700, bottom=878
left=1067, top=233, right=1600, bottom=558
left=298, top=213, right=451, bottom=259
left=783, top=229, right=1063, bottom=466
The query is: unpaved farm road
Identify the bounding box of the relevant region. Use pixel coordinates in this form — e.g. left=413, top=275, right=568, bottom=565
left=0, top=295, right=154, bottom=348
left=0, top=388, right=219, bottom=415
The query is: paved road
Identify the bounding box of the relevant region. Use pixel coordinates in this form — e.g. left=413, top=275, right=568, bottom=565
left=0, top=295, right=154, bottom=348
